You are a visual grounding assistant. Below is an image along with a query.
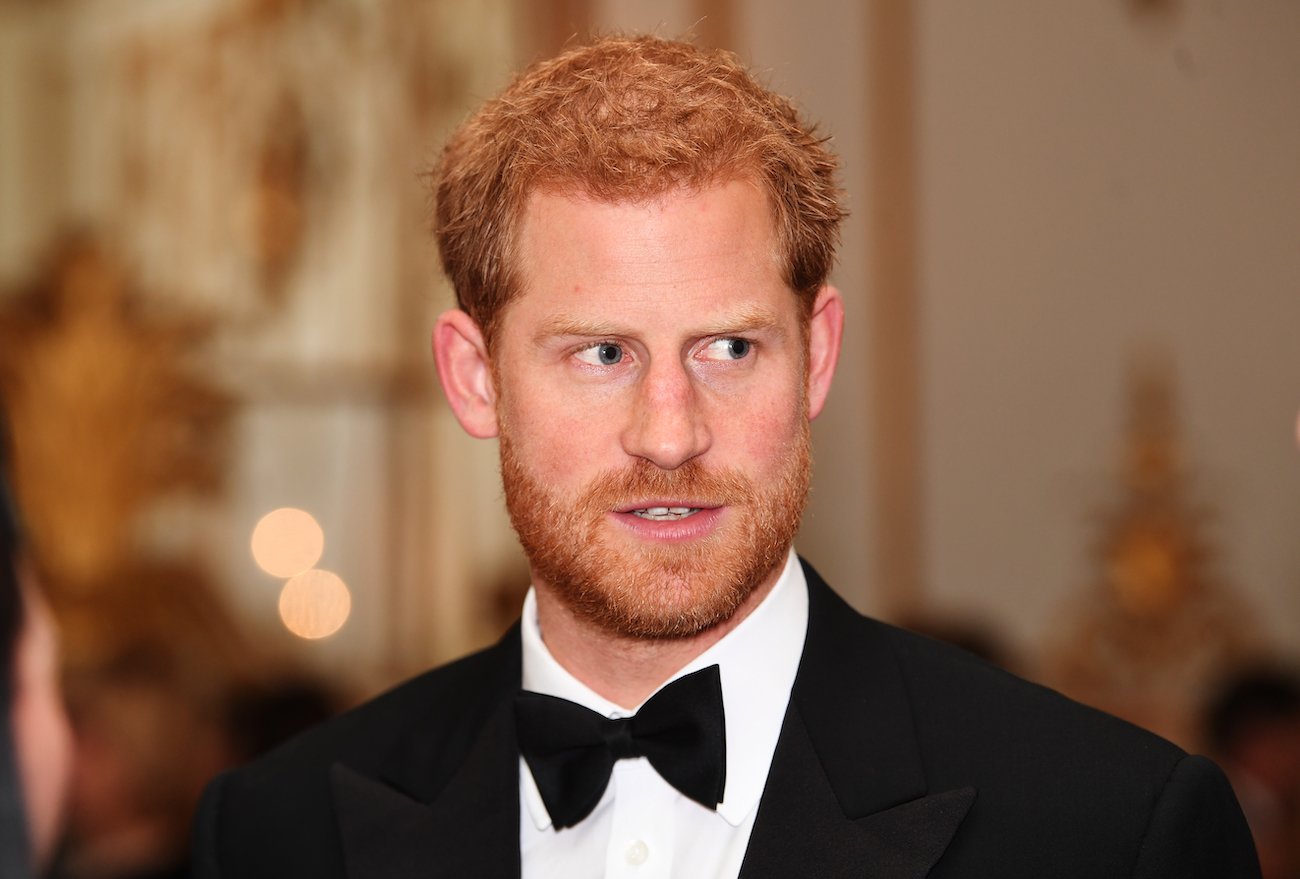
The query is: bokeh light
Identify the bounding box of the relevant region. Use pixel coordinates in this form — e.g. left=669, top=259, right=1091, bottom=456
left=251, top=507, right=324, bottom=577
left=278, top=569, right=351, bottom=640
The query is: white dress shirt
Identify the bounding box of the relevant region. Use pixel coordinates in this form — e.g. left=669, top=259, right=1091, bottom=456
left=519, top=549, right=809, bottom=879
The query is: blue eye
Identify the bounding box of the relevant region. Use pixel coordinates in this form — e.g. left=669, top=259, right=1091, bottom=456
left=702, top=338, right=752, bottom=361
left=576, top=343, right=624, bottom=366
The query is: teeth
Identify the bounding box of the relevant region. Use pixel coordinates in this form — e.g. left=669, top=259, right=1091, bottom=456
left=633, top=506, right=698, bottom=521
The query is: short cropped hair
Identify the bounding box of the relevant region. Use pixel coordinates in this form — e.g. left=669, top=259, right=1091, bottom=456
left=431, top=35, right=846, bottom=343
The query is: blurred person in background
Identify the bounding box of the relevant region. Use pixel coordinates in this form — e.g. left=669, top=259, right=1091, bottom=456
left=50, top=643, right=340, bottom=879
left=1, top=425, right=74, bottom=877
left=1204, top=666, right=1300, bottom=879
left=51, top=645, right=212, bottom=879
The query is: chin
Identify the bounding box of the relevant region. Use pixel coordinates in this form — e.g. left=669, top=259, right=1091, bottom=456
left=542, top=539, right=784, bottom=641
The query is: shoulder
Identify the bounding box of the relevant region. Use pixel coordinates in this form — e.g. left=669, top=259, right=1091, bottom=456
left=800, top=564, right=1258, bottom=875
left=877, top=618, right=1186, bottom=779
left=879, top=624, right=1258, bottom=875
left=192, top=629, right=520, bottom=879
left=802, top=560, right=1185, bottom=780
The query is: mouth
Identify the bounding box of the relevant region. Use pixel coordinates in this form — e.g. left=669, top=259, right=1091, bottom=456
left=609, top=501, right=725, bottom=542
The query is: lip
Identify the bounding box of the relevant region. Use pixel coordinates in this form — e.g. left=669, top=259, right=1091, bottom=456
left=608, top=505, right=726, bottom=542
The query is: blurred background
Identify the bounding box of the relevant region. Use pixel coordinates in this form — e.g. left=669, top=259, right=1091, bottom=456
left=1, top=0, right=1298, bottom=876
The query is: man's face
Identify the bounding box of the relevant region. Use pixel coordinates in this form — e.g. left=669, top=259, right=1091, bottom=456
left=444, top=180, right=840, bottom=640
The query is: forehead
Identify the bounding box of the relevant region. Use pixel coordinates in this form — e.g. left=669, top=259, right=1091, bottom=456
left=505, top=180, right=789, bottom=331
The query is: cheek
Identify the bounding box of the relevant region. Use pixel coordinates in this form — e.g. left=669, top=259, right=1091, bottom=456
left=754, top=409, right=807, bottom=460
left=707, top=390, right=806, bottom=469
left=499, top=379, right=622, bottom=485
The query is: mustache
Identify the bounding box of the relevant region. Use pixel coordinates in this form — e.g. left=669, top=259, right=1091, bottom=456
left=578, top=459, right=755, bottom=511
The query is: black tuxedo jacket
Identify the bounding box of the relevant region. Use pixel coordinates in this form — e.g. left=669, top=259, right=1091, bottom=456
left=193, top=561, right=1259, bottom=877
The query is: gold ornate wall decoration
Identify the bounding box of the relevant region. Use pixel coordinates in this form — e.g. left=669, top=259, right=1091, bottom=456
left=2, top=0, right=518, bottom=681
left=1047, top=353, right=1258, bottom=747
left=106, top=0, right=358, bottom=315
left=0, top=233, right=245, bottom=675
left=246, top=92, right=310, bottom=299
left=88, top=0, right=512, bottom=325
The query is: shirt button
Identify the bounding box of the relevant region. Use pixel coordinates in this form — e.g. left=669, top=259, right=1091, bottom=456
left=625, top=840, right=650, bottom=865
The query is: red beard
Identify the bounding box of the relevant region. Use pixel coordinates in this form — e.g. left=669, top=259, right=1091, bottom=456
left=499, top=422, right=811, bottom=640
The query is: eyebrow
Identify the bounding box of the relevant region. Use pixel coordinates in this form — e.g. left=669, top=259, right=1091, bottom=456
left=533, top=304, right=784, bottom=343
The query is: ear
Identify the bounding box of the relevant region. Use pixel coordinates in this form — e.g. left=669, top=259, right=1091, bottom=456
left=432, top=309, right=499, bottom=439
left=805, top=285, right=844, bottom=421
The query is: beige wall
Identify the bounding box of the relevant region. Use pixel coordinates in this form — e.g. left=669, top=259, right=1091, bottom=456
left=916, top=0, right=1300, bottom=656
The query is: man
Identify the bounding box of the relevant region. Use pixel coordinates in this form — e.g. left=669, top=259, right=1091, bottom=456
left=193, top=36, right=1259, bottom=877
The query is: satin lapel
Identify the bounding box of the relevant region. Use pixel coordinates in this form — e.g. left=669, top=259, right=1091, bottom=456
left=332, top=629, right=523, bottom=879
left=740, top=708, right=974, bottom=879
left=331, top=700, right=520, bottom=879
left=739, top=562, right=975, bottom=878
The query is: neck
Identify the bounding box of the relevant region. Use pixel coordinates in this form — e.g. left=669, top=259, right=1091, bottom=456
left=532, top=565, right=783, bottom=709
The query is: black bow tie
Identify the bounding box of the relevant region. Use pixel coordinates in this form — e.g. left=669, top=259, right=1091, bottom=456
left=514, top=664, right=727, bottom=830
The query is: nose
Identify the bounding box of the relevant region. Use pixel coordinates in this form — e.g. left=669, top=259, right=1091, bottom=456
left=620, top=357, right=711, bottom=470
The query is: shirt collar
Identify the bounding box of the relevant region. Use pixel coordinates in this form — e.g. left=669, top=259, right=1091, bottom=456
left=519, top=549, right=809, bottom=829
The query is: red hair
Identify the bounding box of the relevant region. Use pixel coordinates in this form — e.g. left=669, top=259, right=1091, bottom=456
left=431, top=35, right=845, bottom=341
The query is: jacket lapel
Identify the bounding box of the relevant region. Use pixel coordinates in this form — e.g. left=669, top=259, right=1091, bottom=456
left=739, top=562, right=975, bottom=878
left=331, top=630, right=524, bottom=879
